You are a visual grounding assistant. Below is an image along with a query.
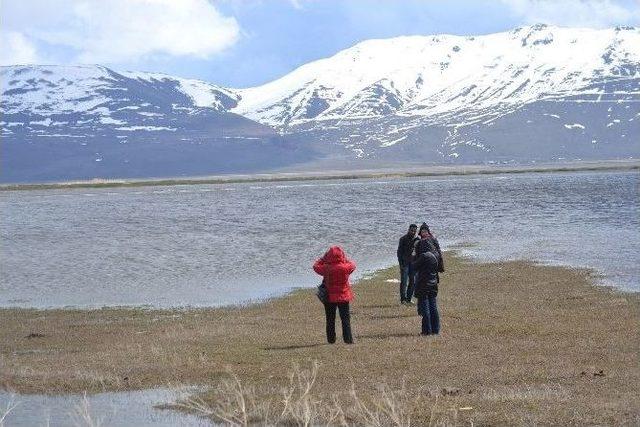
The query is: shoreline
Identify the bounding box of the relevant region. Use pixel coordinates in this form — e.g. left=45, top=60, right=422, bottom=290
left=1, top=251, right=635, bottom=312
left=6, top=236, right=635, bottom=312
left=1, top=252, right=638, bottom=424
left=1, top=159, right=638, bottom=191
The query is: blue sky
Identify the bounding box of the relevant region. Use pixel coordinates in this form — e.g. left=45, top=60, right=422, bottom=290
left=2, top=0, right=639, bottom=88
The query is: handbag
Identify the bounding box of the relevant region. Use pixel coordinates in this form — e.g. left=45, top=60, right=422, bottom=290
left=316, top=280, right=328, bottom=303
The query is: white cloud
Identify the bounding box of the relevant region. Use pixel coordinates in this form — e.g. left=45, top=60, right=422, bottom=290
left=0, top=31, right=40, bottom=65
left=1, top=0, right=241, bottom=64
left=500, top=0, right=640, bottom=28
left=288, top=0, right=305, bottom=9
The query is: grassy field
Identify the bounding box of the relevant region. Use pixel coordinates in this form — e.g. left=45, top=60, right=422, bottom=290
left=1, top=253, right=638, bottom=425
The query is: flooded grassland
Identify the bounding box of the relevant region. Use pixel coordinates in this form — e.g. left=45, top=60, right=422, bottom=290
left=1, top=253, right=638, bottom=425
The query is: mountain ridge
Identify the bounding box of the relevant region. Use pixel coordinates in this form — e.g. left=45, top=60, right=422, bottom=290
left=1, top=24, right=638, bottom=182
left=232, top=24, right=639, bottom=127
left=229, top=24, right=638, bottom=162
left=0, top=65, right=312, bottom=182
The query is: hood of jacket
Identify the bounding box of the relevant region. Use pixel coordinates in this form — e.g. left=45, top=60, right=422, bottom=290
left=419, top=251, right=439, bottom=269
left=322, top=246, right=347, bottom=264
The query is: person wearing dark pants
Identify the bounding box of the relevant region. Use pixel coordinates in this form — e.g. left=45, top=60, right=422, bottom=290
left=324, top=302, right=353, bottom=344
left=397, top=224, right=418, bottom=304
left=412, top=250, right=441, bottom=336
left=399, top=265, right=411, bottom=303
left=417, top=294, right=440, bottom=335
left=407, top=262, right=417, bottom=302
left=313, top=246, right=356, bottom=344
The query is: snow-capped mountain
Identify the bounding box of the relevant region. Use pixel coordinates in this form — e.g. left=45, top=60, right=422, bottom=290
left=2, top=66, right=239, bottom=115
left=1, top=25, right=638, bottom=182
left=1, top=64, right=264, bottom=139
left=233, top=24, right=639, bottom=161
left=1, top=65, right=312, bottom=182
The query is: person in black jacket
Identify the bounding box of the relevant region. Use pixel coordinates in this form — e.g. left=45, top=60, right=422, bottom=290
left=396, top=224, right=418, bottom=304
left=416, top=223, right=445, bottom=275
left=412, top=250, right=440, bottom=335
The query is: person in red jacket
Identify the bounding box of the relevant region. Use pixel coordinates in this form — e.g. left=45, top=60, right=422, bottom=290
left=313, top=246, right=356, bottom=344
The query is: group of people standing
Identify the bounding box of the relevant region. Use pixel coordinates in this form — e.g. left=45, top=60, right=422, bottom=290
left=311, top=222, right=444, bottom=344
left=397, top=222, right=444, bottom=335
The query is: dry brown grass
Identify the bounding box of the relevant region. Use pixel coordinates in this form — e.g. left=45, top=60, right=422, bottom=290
left=171, top=361, right=419, bottom=426
left=1, top=253, right=639, bottom=425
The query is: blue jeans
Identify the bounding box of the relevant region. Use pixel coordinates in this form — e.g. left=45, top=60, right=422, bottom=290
left=399, top=265, right=413, bottom=302
left=417, top=295, right=440, bottom=335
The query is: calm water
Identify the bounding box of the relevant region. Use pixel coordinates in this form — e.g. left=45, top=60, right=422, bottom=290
left=0, top=388, right=209, bottom=426
left=1, top=170, right=638, bottom=308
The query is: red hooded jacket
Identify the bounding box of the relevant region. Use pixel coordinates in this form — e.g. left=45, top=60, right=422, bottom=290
left=313, top=246, right=356, bottom=303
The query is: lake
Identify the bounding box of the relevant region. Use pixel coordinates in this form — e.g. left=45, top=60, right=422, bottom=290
left=1, top=170, right=638, bottom=308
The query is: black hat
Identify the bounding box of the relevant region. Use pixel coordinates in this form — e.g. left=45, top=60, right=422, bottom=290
left=419, top=222, right=430, bottom=233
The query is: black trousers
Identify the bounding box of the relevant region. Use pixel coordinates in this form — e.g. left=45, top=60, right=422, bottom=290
left=324, top=302, right=353, bottom=343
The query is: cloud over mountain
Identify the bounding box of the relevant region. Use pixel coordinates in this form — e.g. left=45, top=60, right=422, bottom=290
left=0, top=0, right=240, bottom=65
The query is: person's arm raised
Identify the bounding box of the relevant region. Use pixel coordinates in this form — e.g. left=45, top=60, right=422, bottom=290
left=343, top=259, right=356, bottom=275
left=313, top=259, right=327, bottom=276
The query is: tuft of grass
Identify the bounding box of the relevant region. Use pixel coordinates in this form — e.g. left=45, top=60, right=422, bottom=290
left=174, top=362, right=427, bottom=426
left=70, top=392, right=104, bottom=427
left=0, top=393, right=19, bottom=427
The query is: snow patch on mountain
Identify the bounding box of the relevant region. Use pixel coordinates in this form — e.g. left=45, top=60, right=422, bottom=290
left=564, top=123, right=586, bottom=129
left=122, top=70, right=239, bottom=110
left=1, top=65, right=115, bottom=114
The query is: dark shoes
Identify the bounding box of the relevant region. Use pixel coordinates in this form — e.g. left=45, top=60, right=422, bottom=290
left=327, top=340, right=354, bottom=344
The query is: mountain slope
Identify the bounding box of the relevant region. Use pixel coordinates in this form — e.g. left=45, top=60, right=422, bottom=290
left=0, top=65, right=313, bottom=182
left=233, top=24, right=639, bottom=162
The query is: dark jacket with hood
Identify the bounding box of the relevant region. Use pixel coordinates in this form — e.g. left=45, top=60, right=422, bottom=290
left=411, top=251, right=439, bottom=298
left=313, top=246, right=356, bottom=304
left=416, top=233, right=445, bottom=273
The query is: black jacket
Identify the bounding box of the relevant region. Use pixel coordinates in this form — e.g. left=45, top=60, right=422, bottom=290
left=416, top=235, right=445, bottom=273
left=397, top=233, right=417, bottom=266
left=412, top=251, right=439, bottom=298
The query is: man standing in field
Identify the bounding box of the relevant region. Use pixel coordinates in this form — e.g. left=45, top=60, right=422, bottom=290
left=397, top=224, right=418, bottom=304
